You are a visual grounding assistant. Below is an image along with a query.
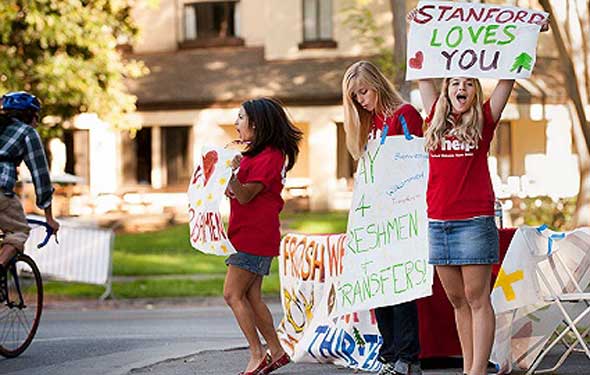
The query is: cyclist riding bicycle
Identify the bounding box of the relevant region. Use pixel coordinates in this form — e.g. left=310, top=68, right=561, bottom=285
left=0, top=91, right=60, bottom=276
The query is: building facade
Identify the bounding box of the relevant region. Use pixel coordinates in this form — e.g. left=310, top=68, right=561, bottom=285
left=56, top=0, right=578, bottom=218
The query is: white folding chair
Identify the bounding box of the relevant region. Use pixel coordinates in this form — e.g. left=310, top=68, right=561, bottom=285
left=526, top=226, right=590, bottom=374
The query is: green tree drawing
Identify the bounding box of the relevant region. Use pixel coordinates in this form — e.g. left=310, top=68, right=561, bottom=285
left=510, top=52, right=534, bottom=73
left=352, top=326, right=366, bottom=346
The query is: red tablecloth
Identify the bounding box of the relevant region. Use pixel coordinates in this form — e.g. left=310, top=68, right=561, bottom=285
left=417, top=227, right=517, bottom=358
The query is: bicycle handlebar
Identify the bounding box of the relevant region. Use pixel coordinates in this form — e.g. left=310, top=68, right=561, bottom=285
left=26, top=218, right=55, bottom=249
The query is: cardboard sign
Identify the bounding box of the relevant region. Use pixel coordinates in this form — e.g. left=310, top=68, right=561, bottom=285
left=491, top=227, right=590, bottom=373
left=187, top=146, right=239, bottom=256
left=333, top=134, right=433, bottom=317
left=406, top=1, right=547, bottom=80
left=277, top=233, right=382, bottom=372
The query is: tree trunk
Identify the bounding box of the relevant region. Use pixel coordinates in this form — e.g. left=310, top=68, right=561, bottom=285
left=571, top=102, right=590, bottom=226
left=390, top=0, right=410, bottom=100
left=539, top=0, right=590, bottom=226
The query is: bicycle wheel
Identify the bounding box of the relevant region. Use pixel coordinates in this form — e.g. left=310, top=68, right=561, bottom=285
left=0, top=254, right=43, bottom=358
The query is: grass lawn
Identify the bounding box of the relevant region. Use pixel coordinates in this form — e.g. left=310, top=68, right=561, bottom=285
left=112, top=211, right=348, bottom=276
left=45, top=211, right=348, bottom=299
left=45, top=274, right=282, bottom=299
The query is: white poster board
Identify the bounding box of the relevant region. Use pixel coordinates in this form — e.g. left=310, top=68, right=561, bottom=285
left=277, top=233, right=382, bottom=372
left=333, top=135, right=433, bottom=317
left=187, top=146, right=239, bottom=256
left=491, top=227, right=590, bottom=373
left=406, top=1, right=547, bottom=80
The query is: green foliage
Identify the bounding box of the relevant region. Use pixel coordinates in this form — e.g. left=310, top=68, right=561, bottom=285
left=0, top=0, right=147, bottom=129
left=341, top=0, right=402, bottom=82
left=509, top=196, right=577, bottom=231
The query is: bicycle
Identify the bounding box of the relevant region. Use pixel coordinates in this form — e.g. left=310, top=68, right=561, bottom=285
left=0, top=218, right=54, bottom=358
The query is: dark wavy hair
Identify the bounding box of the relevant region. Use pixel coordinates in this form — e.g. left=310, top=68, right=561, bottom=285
left=241, top=97, right=303, bottom=172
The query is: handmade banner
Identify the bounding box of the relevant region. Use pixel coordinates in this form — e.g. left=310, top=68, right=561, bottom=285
left=491, top=226, right=590, bottom=373
left=277, top=233, right=382, bottom=372
left=333, top=134, right=433, bottom=318
left=187, top=146, right=239, bottom=256
left=406, top=1, right=547, bottom=80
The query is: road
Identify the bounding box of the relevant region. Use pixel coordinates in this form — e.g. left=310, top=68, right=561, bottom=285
left=1, top=301, right=586, bottom=375
left=0, top=301, right=248, bottom=375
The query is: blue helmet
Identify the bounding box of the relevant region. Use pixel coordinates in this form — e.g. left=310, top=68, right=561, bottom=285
left=1, top=91, right=41, bottom=112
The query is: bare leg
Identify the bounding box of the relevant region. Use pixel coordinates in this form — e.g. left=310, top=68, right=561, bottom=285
left=462, top=265, right=494, bottom=375
left=436, top=266, right=473, bottom=375
left=246, top=275, right=285, bottom=361
left=224, top=265, right=266, bottom=372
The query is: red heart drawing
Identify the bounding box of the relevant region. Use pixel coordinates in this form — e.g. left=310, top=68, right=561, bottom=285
left=409, top=51, right=424, bottom=69
left=202, top=150, right=219, bottom=187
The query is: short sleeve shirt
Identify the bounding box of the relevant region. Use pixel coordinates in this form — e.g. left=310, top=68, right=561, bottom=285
left=371, top=103, right=424, bottom=138
left=228, top=146, right=286, bottom=256
left=425, top=100, right=497, bottom=220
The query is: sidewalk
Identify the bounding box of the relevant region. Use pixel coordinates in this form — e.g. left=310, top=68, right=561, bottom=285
left=129, top=347, right=588, bottom=375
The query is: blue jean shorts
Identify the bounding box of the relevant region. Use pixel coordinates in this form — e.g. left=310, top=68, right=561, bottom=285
left=225, top=251, right=273, bottom=276
left=428, top=216, right=499, bottom=265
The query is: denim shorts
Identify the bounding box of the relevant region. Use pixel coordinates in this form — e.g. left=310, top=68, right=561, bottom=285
left=428, top=216, right=499, bottom=265
left=225, top=251, right=273, bottom=276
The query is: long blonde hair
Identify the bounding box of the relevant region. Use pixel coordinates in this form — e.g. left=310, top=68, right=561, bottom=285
left=424, top=77, right=484, bottom=151
left=342, top=61, right=404, bottom=160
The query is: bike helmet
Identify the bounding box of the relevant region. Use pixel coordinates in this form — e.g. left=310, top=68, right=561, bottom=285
left=1, top=91, right=41, bottom=112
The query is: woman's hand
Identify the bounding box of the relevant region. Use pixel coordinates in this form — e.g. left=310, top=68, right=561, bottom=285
left=407, top=8, right=418, bottom=23
left=230, top=154, right=243, bottom=172
left=536, top=16, right=550, bottom=32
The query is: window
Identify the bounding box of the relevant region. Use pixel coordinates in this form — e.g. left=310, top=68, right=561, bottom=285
left=122, top=128, right=152, bottom=186
left=182, top=1, right=243, bottom=48
left=134, top=128, right=153, bottom=185
left=63, top=129, right=90, bottom=183
left=336, top=123, right=356, bottom=180
left=162, top=126, right=191, bottom=187
left=300, top=0, right=336, bottom=49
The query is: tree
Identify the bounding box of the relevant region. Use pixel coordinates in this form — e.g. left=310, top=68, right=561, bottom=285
left=342, top=0, right=414, bottom=101
left=0, top=0, right=146, bottom=130
left=390, top=0, right=410, bottom=100
left=538, top=0, right=590, bottom=226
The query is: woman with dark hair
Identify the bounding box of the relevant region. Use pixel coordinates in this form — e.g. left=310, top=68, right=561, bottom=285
left=223, top=97, right=302, bottom=375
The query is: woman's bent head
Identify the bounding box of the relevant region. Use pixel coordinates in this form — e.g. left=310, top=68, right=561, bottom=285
left=342, top=60, right=404, bottom=159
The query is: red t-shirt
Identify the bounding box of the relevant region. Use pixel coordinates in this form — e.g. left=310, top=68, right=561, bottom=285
left=370, top=103, right=424, bottom=138
left=228, top=146, right=285, bottom=256
left=425, top=100, right=497, bottom=220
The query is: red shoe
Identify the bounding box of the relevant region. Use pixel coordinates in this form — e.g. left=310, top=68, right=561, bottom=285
left=239, top=353, right=271, bottom=375
left=259, top=352, right=290, bottom=375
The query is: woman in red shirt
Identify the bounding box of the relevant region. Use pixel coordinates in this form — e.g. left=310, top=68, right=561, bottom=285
left=342, top=60, right=424, bottom=375
left=409, top=9, right=548, bottom=374
left=224, top=97, right=302, bottom=375
left=418, top=76, right=509, bottom=375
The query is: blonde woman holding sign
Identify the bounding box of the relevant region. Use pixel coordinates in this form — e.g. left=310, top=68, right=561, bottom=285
left=342, top=60, right=424, bottom=375
left=408, top=10, right=548, bottom=375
